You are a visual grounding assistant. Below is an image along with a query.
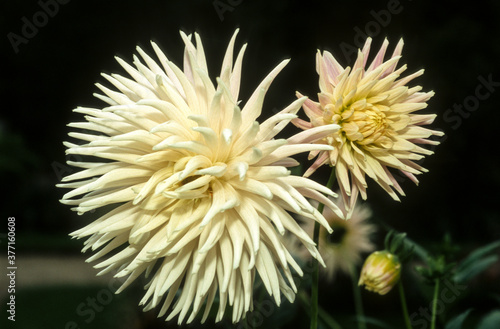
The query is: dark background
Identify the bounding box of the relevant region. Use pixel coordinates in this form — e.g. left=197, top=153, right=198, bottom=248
left=1, top=0, right=500, bottom=328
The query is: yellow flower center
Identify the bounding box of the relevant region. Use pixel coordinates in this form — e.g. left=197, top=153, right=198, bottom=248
left=324, top=100, right=393, bottom=150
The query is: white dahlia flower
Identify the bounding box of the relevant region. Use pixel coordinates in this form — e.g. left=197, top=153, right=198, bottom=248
left=58, top=30, right=342, bottom=324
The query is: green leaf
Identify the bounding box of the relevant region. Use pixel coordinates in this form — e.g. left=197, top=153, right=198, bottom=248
left=490, top=294, right=500, bottom=305
left=444, top=309, right=473, bottom=329
left=403, top=235, right=429, bottom=261
left=391, top=233, right=406, bottom=253
left=476, top=310, right=500, bottom=329
left=455, top=241, right=500, bottom=275
left=383, top=230, right=414, bottom=263
left=453, top=255, right=498, bottom=283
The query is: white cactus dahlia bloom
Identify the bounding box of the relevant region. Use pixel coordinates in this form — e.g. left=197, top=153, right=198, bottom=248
left=58, top=30, right=342, bottom=324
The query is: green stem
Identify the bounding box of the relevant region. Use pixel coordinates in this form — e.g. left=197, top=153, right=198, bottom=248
left=430, top=278, right=440, bottom=329
left=351, top=266, right=367, bottom=329
left=398, top=281, right=413, bottom=329
left=310, top=220, right=320, bottom=329
left=310, top=168, right=337, bottom=329
left=299, top=291, right=343, bottom=329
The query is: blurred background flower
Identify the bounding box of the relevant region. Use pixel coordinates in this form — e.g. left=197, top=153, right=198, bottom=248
left=298, top=195, right=377, bottom=281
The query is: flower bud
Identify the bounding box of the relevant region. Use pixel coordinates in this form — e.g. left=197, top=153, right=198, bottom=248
left=358, top=250, right=401, bottom=295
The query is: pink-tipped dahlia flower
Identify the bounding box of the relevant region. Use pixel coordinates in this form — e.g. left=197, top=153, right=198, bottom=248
left=293, top=38, right=444, bottom=215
